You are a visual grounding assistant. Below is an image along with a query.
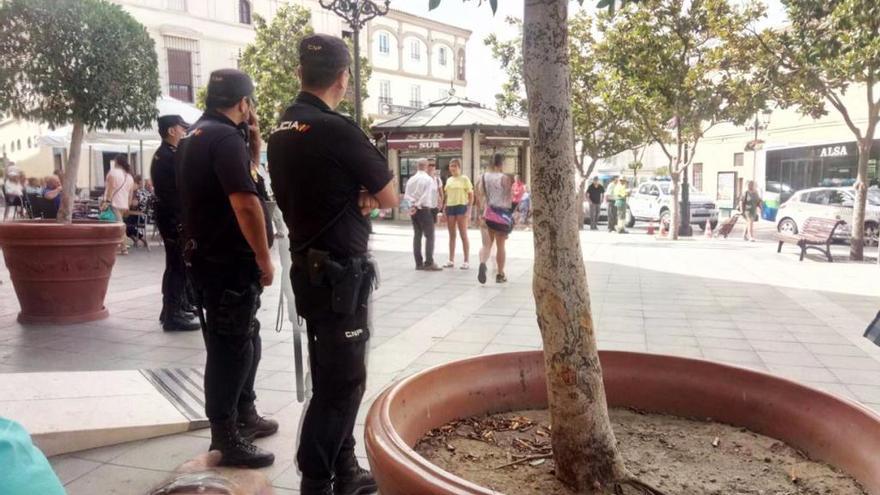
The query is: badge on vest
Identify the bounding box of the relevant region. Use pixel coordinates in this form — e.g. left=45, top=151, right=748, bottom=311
left=345, top=328, right=365, bottom=340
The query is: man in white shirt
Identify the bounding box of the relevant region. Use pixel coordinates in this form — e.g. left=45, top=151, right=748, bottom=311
left=404, top=158, right=442, bottom=271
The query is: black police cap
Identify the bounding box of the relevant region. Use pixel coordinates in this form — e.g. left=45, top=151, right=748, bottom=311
left=299, top=34, right=352, bottom=72
left=206, top=69, right=255, bottom=108
left=157, top=115, right=189, bottom=136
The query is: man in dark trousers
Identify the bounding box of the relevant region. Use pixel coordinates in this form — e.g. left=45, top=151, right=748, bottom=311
left=586, top=176, right=605, bottom=231
left=177, top=68, right=278, bottom=469
left=268, top=34, right=398, bottom=495
left=151, top=114, right=200, bottom=331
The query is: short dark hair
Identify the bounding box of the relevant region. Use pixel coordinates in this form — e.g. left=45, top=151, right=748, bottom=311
left=301, top=65, right=347, bottom=90
left=492, top=153, right=504, bottom=167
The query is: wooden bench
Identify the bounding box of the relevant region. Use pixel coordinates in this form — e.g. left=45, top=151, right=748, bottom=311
left=775, top=217, right=845, bottom=262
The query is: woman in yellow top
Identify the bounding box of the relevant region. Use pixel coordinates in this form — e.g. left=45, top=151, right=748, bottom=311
left=442, top=158, right=474, bottom=269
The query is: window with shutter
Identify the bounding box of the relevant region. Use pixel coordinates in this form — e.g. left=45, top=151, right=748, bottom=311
left=239, top=0, right=252, bottom=25
left=168, top=49, right=194, bottom=102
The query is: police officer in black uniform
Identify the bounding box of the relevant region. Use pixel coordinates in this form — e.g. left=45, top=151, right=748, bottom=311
left=151, top=114, right=200, bottom=332
left=177, top=69, right=279, bottom=468
left=268, top=34, right=398, bottom=495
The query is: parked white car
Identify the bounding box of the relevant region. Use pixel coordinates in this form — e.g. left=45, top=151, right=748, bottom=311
left=628, top=180, right=719, bottom=229
left=775, top=187, right=880, bottom=245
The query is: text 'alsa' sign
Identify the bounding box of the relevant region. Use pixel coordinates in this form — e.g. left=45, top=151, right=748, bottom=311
left=388, top=132, right=462, bottom=151
left=819, top=145, right=849, bottom=158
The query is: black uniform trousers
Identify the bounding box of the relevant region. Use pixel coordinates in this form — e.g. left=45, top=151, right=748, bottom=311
left=291, top=261, right=370, bottom=482
left=411, top=207, right=436, bottom=267
left=158, top=219, right=187, bottom=311
left=191, top=257, right=263, bottom=422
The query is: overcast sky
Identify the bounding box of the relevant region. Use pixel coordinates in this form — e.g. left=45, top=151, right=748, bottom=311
left=393, top=0, right=787, bottom=108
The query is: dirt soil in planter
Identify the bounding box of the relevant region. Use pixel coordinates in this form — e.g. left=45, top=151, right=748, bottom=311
left=415, top=408, right=867, bottom=495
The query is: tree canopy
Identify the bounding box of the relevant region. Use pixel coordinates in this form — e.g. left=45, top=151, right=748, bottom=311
left=0, top=0, right=159, bottom=132
left=749, top=0, right=880, bottom=259
left=597, top=0, right=764, bottom=238
left=0, top=0, right=160, bottom=222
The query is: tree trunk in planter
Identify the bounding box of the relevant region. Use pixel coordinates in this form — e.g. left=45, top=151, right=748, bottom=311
left=577, top=175, right=588, bottom=230
left=523, top=0, right=634, bottom=492
left=58, top=120, right=84, bottom=223
left=850, top=135, right=875, bottom=261
left=669, top=171, right=681, bottom=240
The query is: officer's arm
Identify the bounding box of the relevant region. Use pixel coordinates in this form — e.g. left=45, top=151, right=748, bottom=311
left=228, top=192, right=272, bottom=270
left=372, top=180, right=398, bottom=209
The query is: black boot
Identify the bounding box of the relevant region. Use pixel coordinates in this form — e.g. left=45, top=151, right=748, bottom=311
left=237, top=403, right=279, bottom=440
left=209, top=419, right=275, bottom=469
left=334, top=455, right=377, bottom=495
left=163, top=310, right=201, bottom=332
left=301, top=476, right=333, bottom=495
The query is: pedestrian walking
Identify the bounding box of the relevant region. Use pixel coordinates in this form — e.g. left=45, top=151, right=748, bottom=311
left=268, top=34, right=398, bottom=495
left=606, top=176, right=619, bottom=232
left=443, top=158, right=473, bottom=269
left=587, top=177, right=605, bottom=230
left=614, top=177, right=630, bottom=233
left=404, top=158, right=442, bottom=271
left=178, top=68, right=278, bottom=469
left=150, top=114, right=200, bottom=332
left=476, top=153, right=514, bottom=284
left=104, top=154, right=135, bottom=254
left=741, top=180, right=763, bottom=242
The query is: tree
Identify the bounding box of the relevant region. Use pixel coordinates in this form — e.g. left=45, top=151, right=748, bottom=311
left=597, top=0, right=764, bottom=239
left=237, top=5, right=372, bottom=139
left=239, top=5, right=313, bottom=141
left=749, top=0, right=880, bottom=260
left=0, top=0, right=159, bottom=223
left=434, top=0, right=660, bottom=493
left=486, top=13, right=645, bottom=228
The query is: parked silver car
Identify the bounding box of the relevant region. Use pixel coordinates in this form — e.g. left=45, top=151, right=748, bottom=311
left=775, top=187, right=880, bottom=245
left=628, top=180, right=719, bottom=229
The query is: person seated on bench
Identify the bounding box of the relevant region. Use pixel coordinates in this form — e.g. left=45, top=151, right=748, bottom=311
left=0, top=417, right=65, bottom=495
left=42, top=175, right=62, bottom=210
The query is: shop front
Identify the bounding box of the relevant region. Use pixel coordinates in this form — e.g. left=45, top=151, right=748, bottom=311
left=765, top=139, right=880, bottom=202
left=372, top=95, right=530, bottom=209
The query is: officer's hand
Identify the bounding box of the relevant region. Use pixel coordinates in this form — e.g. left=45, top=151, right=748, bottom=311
left=257, top=256, right=274, bottom=287
left=358, top=191, right=380, bottom=215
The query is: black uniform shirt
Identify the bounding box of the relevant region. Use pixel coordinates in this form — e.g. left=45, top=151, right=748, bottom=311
left=177, top=111, right=268, bottom=259
left=268, top=92, right=392, bottom=258
left=587, top=183, right=605, bottom=205
left=150, top=141, right=180, bottom=228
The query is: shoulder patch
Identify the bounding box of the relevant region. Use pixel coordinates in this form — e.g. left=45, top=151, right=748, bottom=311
left=273, top=120, right=312, bottom=134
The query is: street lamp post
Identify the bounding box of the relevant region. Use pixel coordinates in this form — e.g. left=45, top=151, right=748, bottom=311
left=318, top=0, right=390, bottom=126
left=746, top=109, right=772, bottom=186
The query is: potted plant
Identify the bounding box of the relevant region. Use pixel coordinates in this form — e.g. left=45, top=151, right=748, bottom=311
left=0, top=0, right=160, bottom=324
left=365, top=0, right=880, bottom=494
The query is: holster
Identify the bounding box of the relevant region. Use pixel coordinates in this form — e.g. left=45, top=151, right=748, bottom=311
left=292, top=249, right=376, bottom=319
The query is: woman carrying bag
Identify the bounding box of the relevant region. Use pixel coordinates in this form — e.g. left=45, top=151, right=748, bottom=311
left=102, top=154, right=135, bottom=254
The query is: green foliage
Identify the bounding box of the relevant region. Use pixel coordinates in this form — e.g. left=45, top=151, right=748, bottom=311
left=655, top=166, right=670, bottom=176
left=195, top=87, right=207, bottom=111
left=750, top=0, right=880, bottom=126
left=239, top=4, right=313, bottom=141
left=0, top=0, right=160, bottom=132
left=484, top=17, right=526, bottom=117
left=628, top=161, right=644, bottom=170
left=486, top=13, right=646, bottom=176
left=597, top=0, right=766, bottom=170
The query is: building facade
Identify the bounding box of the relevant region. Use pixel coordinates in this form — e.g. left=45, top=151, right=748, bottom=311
left=598, top=84, right=879, bottom=212
left=0, top=0, right=471, bottom=187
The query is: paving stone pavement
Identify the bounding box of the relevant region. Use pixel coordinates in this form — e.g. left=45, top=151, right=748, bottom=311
left=0, top=222, right=878, bottom=494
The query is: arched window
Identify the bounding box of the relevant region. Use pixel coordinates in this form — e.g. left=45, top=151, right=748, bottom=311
left=457, top=49, right=466, bottom=80
left=27, top=138, right=31, bottom=148
left=16, top=139, right=21, bottom=151
left=239, top=0, right=252, bottom=25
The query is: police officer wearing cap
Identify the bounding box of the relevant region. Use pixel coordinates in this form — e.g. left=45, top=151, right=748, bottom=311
left=177, top=68, right=279, bottom=468
left=268, top=34, right=398, bottom=495
left=151, top=114, right=200, bottom=332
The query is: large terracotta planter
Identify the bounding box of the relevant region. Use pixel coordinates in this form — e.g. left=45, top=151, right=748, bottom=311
left=0, top=220, right=124, bottom=324
left=366, top=351, right=880, bottom=495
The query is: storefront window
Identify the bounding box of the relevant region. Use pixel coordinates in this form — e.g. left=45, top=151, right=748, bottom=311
left=765, top=139, right=880, bottom=202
